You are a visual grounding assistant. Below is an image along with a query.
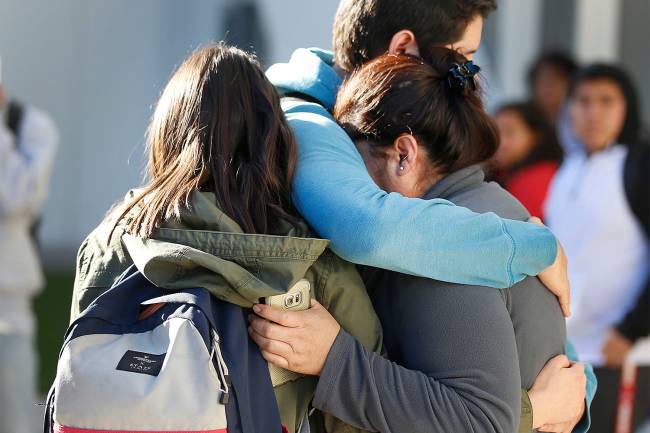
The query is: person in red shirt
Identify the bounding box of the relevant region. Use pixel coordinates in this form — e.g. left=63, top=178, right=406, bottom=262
left=492, top=102, right=564, bottom=219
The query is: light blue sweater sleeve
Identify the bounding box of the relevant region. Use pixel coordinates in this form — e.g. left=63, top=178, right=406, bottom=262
left=284, top=99, right=557, bottom=288
left=566, top=341, right=597, bottom=433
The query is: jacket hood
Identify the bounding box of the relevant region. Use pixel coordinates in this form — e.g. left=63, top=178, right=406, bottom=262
left=121, top=190, right=329, bottom=307
left=266, top=48, right=341, bottom=111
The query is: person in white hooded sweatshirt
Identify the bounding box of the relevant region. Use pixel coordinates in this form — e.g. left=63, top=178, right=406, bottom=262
left=0, top=60, right=58, bottom=433
left=546, top=63, right=650, bottom=433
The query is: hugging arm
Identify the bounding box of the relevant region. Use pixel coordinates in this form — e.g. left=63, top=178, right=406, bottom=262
left=284, top=100, right=557, bottom=289
left=250, top=289, right=588, bottom=432
left=311, top=283, right=521, bottom=433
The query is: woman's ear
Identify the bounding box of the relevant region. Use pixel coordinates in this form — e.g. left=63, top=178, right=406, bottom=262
left=388, top=30, right=420, bottom=57
left=392, top=134, right=419, bottom=176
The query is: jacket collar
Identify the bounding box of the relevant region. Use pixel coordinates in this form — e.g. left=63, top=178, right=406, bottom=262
left=423, top=165, right=487, bottom=201
left=120, top=190, right=329, bottom=307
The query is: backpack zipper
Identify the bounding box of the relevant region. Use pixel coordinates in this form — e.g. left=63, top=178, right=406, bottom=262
left=211, top=328, right=231, bottom=404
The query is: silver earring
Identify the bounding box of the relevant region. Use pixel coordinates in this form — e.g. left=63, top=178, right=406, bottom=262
left=399, top=165, right=405, bottom=171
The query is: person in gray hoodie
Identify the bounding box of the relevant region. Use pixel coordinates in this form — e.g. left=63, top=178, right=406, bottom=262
left=250, top=50, right=594, bottom=433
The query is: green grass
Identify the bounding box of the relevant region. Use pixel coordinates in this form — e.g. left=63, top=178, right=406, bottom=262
left=34, top=271, right=75, bottom=393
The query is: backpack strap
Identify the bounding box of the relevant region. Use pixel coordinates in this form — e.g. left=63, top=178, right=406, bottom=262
left=42, top=383, right=55, bottom=433
left=210, top=299, right=283, bottom=433
left=5, top=99, right=24, bottom=140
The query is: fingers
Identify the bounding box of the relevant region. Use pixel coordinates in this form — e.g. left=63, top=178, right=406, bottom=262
left=249, top=314, right=296, bottom=342
left=548, top=354, right=571, bottom=369
left=252, top=303, right=301, bottom=327
left=570, top=362, right=587, bottom=385
left=537, top=423, right=570, bottom=433
left=568, top=361, right=586, bottom=382
left=556, top=244, right=571, bottom=317
left=251, top=299, right=325, bottom=328
left=247, top=325, right=294, bottom=358
left=559, top=292, right=571, bottom=318
left=528, top=216, right=544, bottom=226
left=560, top=295, right=571, bottom=317
left=550, top=271, right=571, bottom=318
left=260, top=350, right=290, bottom=369
left=569, top=361, right=585, bottom=372
left=537, top=424, right=560, bottom=433
left=538, top=421, right=575, bottom=433
left=538, top=239, right=572, bottom=318
left=309, top=299, right=326, bottom=311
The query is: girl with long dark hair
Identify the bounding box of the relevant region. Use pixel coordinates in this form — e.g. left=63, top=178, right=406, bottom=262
left=69, top=43, right=383, bottom=433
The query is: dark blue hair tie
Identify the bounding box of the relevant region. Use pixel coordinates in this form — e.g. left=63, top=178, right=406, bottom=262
left=447, top=61, right=481, bottom=91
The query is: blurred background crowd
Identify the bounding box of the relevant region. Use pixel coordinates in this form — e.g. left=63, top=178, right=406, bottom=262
left=0, top=0, right=648, bottom=432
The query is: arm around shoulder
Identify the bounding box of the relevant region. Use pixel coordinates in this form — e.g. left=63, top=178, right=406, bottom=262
left=287, top=105, right=557, bottom=288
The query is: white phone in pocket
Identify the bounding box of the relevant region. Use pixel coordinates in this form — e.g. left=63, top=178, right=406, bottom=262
left=263, top=279, right=311, bottom=311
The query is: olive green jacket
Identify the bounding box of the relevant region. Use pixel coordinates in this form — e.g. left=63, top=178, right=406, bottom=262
left=71, top=191, right=382, bottom=433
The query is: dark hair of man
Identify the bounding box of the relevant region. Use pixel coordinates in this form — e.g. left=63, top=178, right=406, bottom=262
left=332, top=0, right=497, bottom=72
left=334, top=48, right=498, bottom=174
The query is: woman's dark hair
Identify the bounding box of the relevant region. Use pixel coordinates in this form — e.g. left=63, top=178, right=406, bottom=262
left=495, top=101, right=564, bottom=170
left=568, top=63, right=647, bottom=147
left=527, top=51, right=578, bottom=88
left=332, top=0, right=497, bottom=72
left=334, top=48, right=499, bottom=174
left=111, top=43, right=297, bottom=240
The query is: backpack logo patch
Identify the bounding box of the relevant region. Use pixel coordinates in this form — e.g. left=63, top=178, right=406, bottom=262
left=116, top=350, right=166, bottom=376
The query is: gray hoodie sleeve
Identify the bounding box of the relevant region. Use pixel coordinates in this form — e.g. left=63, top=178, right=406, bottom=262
left=312, top=283, right=522, bottom=433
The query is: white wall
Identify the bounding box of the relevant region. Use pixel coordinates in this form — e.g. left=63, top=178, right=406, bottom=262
left=256, top=0, right=338, bottom=65
left=491, top=0, right=543, bottom=105
left=574, top=0, right=622, bottom=63
left=0, top=0, right=232, bottom=267
left=0, top=0, right=339, bottom=269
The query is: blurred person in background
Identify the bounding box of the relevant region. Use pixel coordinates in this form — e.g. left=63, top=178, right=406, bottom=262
left=528, top=51, right=578, bottom=126
left=602, top=124, right=650, bottom=433
left=545, top=63, right=650, bottom=433
left=493, top=102, right=564, bottom=219
left=0, top=57, right=58, bottom=433
left=602, top=139, right=650, bottom=369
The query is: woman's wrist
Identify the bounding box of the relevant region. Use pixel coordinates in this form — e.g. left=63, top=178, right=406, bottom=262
left=528, top=387, right=547, bottom=429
